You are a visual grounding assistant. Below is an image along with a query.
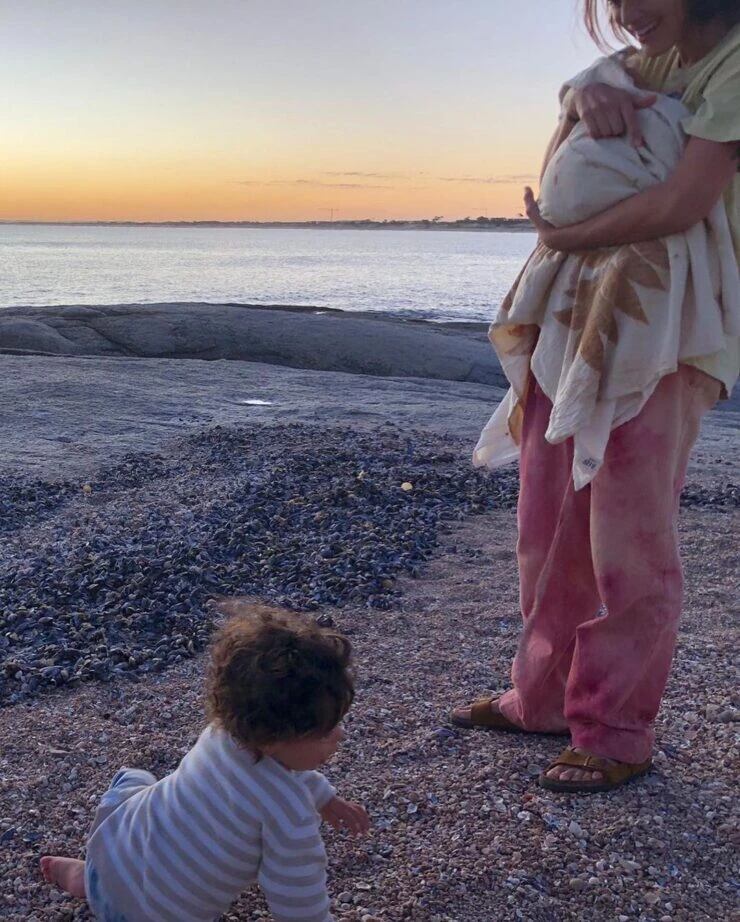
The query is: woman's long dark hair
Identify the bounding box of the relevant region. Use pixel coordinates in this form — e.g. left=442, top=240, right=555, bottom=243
left=583, top=0, right=740, bottom=49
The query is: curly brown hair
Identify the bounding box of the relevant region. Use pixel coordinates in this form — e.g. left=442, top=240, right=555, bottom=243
left=206, top=601, right=354, bottom=753
left=583, top=0, right=740, bottom=50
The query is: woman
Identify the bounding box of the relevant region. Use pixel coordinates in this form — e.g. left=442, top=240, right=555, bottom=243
left=452, top=0, right=739, bottom=794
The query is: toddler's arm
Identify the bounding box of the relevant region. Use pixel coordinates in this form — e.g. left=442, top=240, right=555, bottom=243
left=301, top=770, right=337, bottom=810
left=301, top=770, right=370, bottom=836
left=258, top=819, right=333, bottom=922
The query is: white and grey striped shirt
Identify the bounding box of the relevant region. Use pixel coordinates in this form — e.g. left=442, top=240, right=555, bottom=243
left=86, top=724, right=336, bottom=921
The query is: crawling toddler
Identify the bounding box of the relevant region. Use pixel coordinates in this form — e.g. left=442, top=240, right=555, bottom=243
left=41, top=602, right=369, bottom=921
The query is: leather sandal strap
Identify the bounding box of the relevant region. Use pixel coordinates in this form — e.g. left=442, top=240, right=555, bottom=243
left=469, top=698, right=499, bottom=725
left=546, top=747, right=652, bottom=784
left=549, top=748, right=611, bottom=771
left=467, top=697, right=521, bottom=730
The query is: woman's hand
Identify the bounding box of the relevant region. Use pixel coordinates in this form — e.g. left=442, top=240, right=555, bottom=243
left=320, top=796, right=370, bottom=835
left=524, top=187, right=580, bottom=252
left=572, top=83, right=657, bottom=147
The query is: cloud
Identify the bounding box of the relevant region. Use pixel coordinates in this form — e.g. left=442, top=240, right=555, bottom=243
left=235, top=178, right=394, bottom=190
left=322, top=170, right=405, bottom=180
left=437, top=173, right=537, bottom=184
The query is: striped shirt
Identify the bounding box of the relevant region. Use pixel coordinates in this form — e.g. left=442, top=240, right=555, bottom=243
left=85, top=724, right=336, bottom=921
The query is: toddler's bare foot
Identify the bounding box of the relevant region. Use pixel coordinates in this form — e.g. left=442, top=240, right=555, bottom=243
left=40, top=856, right=86, bottom=899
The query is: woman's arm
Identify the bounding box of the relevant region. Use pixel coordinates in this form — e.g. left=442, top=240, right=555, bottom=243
left=527, top=136, right=738, bottom=252
left=539, top=107, right=578, bottom=183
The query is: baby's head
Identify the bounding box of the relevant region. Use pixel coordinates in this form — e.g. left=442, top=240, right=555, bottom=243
left=206, top=601, right=354, bottom=770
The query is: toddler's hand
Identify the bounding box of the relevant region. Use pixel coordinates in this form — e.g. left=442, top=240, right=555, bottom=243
left=320, top=796, right=370, bottom=835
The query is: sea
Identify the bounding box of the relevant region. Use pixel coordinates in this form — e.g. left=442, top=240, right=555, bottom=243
left=1, top=223, right=536, bottom=323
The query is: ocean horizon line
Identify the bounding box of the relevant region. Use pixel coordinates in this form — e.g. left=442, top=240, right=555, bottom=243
left=0, top=217, right=534, bottom=232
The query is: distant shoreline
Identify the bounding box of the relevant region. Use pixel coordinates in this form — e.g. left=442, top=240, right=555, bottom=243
left=0, top=218, right=534, bottom=233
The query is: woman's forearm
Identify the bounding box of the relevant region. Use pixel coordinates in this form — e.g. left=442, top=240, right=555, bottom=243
left=539, top=137, right=737, bottom=252
left=553, top=180, right=686, bottom=250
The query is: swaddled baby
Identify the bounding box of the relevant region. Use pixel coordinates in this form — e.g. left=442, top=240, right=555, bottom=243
left=539, top=54, right=689, bottom=227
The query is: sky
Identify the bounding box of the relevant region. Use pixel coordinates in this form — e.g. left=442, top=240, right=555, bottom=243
left=1, top=0, right=604, bottom=223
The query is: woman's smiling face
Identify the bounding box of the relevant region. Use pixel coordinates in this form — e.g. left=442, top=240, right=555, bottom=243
left=609, top=0, right=687, bottom=55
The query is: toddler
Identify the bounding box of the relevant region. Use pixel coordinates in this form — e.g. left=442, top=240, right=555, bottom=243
left=41, top=602, right=369, bottom=921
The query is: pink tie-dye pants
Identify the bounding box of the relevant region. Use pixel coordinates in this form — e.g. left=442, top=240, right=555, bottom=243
left=498, top=365, right=721, bottom=763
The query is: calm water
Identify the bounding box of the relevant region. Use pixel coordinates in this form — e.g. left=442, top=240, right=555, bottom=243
left=1, top=223, right=536, bottom=322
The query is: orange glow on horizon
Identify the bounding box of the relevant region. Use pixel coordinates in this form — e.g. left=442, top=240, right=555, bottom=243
left=2, top=160, right=538, bottom=224
left=2, top=2, right=596, bottom=224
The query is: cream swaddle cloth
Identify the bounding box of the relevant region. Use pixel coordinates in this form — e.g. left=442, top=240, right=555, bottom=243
left=473, top=55, right=740, bottom=489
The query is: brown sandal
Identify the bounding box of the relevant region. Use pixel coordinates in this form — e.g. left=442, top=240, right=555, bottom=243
left=538, top=747, right=652, bottom=794
left=450, top=697, right=567, bottom=735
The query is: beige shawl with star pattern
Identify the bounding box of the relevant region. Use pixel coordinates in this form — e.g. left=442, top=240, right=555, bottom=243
left=474, top=57, right=740, bottom=489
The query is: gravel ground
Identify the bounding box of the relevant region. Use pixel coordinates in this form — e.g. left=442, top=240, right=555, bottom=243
left=1, top=425, right=738, bottom=921
left=0, top=425, right=519, bottom=705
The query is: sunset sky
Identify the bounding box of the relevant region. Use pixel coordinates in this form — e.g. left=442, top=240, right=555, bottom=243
left=3, top=1, right=605, bottom=223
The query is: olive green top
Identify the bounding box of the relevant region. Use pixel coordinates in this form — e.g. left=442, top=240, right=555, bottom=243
left=635, top=23, right=740, bottom=394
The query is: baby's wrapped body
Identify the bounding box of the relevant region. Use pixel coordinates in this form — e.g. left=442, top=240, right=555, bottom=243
left=474, top=56, right=739, bottom=488
left=85, top=725, right=335, bottom=922
left=540, top=69, right=688, bottom=226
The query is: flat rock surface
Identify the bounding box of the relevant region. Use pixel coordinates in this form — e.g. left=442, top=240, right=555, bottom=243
left=0, top=353, right=509, bottom=479
left=0, top=353, right=737, bottom=483
left=0, top=303, right=506, bottom=387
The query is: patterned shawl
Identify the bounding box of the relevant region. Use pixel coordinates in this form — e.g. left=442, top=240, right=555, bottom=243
left=474, top=57, right=740, bottom=488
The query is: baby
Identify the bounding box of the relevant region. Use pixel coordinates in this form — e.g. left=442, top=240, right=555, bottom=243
left=538, top=52, right=689, bottom=227
left=40, top=602, right=369, bottom=921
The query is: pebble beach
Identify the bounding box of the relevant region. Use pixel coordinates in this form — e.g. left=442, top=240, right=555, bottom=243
left=1, top=306, right=738, bottom=920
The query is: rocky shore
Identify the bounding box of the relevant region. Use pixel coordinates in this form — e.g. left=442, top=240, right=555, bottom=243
left=0, top=303, right=505, bottom=387
left=0, top=308, right=738, bottom=920
left=2, top=422, right=737, bottom=711
left=0, top=425, right=519, bottom=706
left=1, top=485, right=737, bottom=922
